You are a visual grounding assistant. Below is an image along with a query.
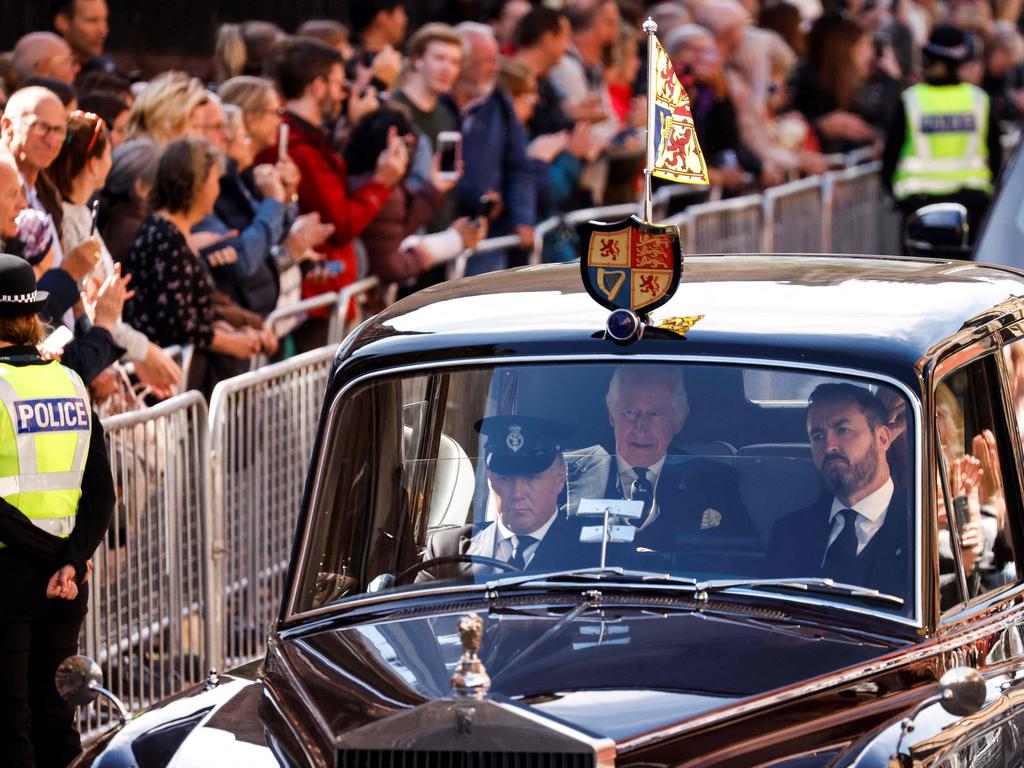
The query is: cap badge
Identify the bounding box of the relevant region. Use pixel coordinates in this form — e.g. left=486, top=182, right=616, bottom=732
left=506, top=425, right=524, bottom=453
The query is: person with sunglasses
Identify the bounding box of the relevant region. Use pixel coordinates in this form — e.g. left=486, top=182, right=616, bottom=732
left=49, top=111, right=182, bottom=400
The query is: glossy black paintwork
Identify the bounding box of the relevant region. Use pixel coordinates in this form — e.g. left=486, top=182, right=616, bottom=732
left=268, top=597, right=907, bottom=743
left=328, top=256, right=1024, bottom=397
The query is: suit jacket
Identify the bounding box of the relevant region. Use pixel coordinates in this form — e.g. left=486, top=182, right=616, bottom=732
left=764, top=488, right=911, bottom=600
left=565, top=445, right=759, bottom=554
left=421, top=512, right=595, bottom=581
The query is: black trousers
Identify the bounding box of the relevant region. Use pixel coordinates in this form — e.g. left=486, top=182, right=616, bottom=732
left=0, top=588, right=87, bottom=768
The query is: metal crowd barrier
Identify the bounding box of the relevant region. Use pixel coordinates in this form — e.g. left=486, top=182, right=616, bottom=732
left=824, top=161, right=886, bottom=255
left=679, top=194, right=764, bottom=254
left=207, top=346, right=337, bottom=670
left=80, top=391, right=210, bottom=735
left=763, top=176, right=825, bottom=253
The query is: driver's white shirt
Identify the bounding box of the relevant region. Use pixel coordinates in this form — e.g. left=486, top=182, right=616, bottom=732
left=493, top=512, right=557, bottom=566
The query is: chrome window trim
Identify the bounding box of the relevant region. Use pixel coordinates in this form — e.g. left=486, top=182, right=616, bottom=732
left=933, top=340, right=1024, bottom=626
left=284, top=354, right=924, bottom=629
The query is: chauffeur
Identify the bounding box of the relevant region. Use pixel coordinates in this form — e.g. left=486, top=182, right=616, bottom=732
left=421, top=416, right=591, bottom=578
left=0, top=253, right=114, bottom=768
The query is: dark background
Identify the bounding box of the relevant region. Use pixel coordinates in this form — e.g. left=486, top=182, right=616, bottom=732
left=1, top=1, right=485, bottom=77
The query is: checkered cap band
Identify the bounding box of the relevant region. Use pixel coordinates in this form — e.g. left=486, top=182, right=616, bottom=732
left=0, top=291, right=43, bottom=304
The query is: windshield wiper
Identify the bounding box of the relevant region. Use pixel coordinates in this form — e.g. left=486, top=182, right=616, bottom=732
left=484, top=566, right=698, bottom=593
left=695, top=577, right=904, bottom=607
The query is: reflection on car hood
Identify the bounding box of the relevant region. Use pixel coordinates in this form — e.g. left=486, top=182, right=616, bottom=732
left=281, top=599, right=906, bottom=743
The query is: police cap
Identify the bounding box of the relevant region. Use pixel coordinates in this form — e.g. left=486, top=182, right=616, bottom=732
left=0, top=253, right=48, bottom=317
left=923, top=24, right=973, bottom=64
left=476, top=415, right=569, bottom=476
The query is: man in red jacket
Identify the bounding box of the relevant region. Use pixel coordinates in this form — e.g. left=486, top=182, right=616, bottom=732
left=259, top=37, right=408, bottom=348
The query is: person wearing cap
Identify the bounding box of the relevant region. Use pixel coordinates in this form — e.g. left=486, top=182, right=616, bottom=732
left=0, top=253, right=115, bottom=767
left=420, top=415, right=591, bottom=580
left=882, top=24, right=1002, bottom=241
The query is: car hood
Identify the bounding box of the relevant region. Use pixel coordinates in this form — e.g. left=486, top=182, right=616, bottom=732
left=276, top=597, right=908, bottom=744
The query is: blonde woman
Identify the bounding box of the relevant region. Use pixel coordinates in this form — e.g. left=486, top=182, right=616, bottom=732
left=124, top=71, right=210, bottom=147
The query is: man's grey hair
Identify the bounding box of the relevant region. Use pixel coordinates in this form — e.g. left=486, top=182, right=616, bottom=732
left=664, top=24, right=714, bottom=60
left=455, top=21, right=497, bottom=56
left=605, top=366, right=688, bottom=416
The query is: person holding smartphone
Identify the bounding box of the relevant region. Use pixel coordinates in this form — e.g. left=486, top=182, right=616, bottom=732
left=255, top=38, right=408, bottom=350
left=344, top=106, right=486, bottom=291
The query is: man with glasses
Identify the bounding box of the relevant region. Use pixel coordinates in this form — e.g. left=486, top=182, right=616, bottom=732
left=566, top=365, right=755, bottom=554
left=11, top=33, right=80, bottom=88
left=1, top=87, right=103, bottom=330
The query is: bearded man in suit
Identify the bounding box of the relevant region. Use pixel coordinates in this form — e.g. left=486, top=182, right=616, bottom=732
left=765, top=383, right=911, bottom=599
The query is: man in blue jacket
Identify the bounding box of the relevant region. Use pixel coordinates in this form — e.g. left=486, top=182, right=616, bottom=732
left=451, top=22, right=536, bottom=275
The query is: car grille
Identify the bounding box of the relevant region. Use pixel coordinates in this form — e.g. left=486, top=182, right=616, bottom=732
left=337, top=750, right=595, bottom=768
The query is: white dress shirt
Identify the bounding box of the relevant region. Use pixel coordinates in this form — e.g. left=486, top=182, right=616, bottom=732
left=823, top=477, right=895, bottom=563
left=493, top=512, right=558, bottom=567
left=616, top=454, right=666, bottom=529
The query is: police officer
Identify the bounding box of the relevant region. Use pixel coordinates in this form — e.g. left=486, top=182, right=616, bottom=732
left=0, top=254, right=114, bottom=767
left=882, top=24, right=1002, bottom=243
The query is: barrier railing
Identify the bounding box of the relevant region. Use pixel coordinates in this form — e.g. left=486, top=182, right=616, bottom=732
left=80, top=391, right=210, bottom=734
left=763, top=176, right=825, bottom=253
left=207, top=346, right=337, bottom=670
left=680, top=194, right=764, bottom=254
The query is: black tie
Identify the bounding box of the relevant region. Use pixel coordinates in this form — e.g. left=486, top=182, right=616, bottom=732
left=630, top=467, right=653, bottom=518
left=824, top=508, right=859, bottom=582
left=509, top=535, right=538, bottom=570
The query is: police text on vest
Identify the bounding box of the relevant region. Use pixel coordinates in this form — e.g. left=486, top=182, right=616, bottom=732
left=13, top=398, right=90, bottom=433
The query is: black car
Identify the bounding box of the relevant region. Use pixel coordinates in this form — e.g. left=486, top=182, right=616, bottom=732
left=68, top=253, right=1024, bottom=767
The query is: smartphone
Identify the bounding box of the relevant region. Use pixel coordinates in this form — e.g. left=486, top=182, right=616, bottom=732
left=436, top=131, right=461, bottom=181
left=476, top=194, right=497, bottom=220
left=278, top=123, right=289, bottom=162
left=40, top=326, right=74, bottom=356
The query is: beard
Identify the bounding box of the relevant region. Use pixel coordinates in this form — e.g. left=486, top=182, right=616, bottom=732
left=821, top=443, right=879, bottom=499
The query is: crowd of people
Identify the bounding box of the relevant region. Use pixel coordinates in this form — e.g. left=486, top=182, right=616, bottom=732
left=0, top=0, right=1022, bottom=403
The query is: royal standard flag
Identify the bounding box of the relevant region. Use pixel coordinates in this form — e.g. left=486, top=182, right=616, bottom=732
left=651, top=35, right=709, bottom=185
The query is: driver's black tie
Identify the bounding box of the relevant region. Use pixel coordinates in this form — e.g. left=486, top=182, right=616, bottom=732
left=509, top=535, right=538, bottom=569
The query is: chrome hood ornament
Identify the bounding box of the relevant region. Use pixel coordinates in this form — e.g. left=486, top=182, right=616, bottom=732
left=451, top=613, right=490, bottom=699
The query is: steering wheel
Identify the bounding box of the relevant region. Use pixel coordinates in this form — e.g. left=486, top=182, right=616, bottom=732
left=396, top=554, right=521, bottom=584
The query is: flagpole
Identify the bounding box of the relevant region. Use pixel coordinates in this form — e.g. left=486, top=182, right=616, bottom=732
left=642, top=16, right=657, bottom=224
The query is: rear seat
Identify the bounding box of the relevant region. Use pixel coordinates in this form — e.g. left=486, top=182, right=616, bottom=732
left=735, top=443, right=824, bottom=543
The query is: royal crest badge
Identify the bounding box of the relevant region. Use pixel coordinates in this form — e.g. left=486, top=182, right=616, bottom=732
left=580, top=216, right=682, bottom=316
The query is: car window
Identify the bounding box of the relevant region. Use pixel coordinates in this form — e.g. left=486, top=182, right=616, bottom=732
left=936, top=356, right=1019, bottom=614
left=294, top=363, right=917, bottom=619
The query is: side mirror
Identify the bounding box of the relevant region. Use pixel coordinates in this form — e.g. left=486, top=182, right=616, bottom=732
left=903, top=203, right=971, bottom=259
left=55, top=655, right=103, bottom=707
left=56, top=655, right=131, bottom=724
left=937, top=666, right=987, bottom=717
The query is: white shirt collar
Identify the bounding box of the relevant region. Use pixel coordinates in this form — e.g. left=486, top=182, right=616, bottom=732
left=615, top=454, right=667, bottom=482
left=495, top=510, right=558, bottom=545
left=829, top=476, right=894, bottom=523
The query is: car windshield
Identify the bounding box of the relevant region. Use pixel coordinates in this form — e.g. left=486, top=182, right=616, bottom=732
left=294, top=362, right=917, bottom=619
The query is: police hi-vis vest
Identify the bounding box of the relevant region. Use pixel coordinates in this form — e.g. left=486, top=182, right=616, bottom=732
left=892, top=82, right=992, bottom=201
left=0, top=359, right=91, bottom=546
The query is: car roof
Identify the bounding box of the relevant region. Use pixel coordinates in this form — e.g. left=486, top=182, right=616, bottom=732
left=338, top=254, right=1024, bottom=392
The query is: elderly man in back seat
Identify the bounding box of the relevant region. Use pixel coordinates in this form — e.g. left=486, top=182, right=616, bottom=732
left=765, top=383, right=911, bottom=599
left=565, top=365, right=757, bottom=556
